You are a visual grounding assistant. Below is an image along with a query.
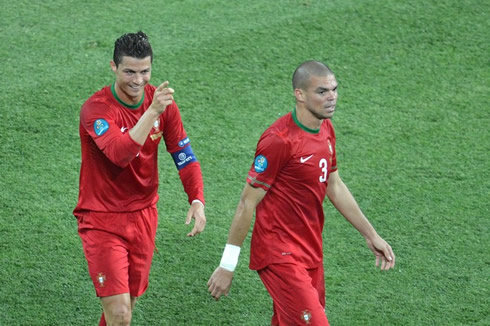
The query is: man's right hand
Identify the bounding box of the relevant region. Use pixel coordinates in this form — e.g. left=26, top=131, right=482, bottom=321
left=207, top=267, right=234, bottom=300
left=129, top=81, right=174, bottom=145
left=151, top=81, right=174, bottom=114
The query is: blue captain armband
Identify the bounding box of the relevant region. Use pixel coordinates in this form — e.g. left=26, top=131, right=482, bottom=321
left=171, top=145, right=198, bottom=170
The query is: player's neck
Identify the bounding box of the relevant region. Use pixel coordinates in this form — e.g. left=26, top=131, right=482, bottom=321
left=113, top=82, right=143, bottom=106
left=295, top=105, right=322, bottom=130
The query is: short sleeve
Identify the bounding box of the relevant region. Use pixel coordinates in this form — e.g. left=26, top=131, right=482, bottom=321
left=247, top=131, right=290, bottom=192
left=326, top=120, right=337, bottom=173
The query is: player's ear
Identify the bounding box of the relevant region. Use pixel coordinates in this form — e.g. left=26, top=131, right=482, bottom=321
left=110, top=60, right=117, bottom=73
left=294, top=88, right=305, bottom=102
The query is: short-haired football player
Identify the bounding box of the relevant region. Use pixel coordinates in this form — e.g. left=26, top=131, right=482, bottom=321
left=208, top=61, right=395, bottom=326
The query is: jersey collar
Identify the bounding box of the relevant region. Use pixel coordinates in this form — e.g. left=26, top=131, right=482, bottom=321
left=292, top=107, right=320, bottom=134
left=111, top=83, right=145, bottom=109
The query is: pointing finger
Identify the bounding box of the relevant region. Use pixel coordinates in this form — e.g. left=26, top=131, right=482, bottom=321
left=157, top=81, right=169, bottom=91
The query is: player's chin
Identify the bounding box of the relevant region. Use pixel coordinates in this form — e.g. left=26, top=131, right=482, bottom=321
left=128, top=87, right=143, bottom=96
left=322, top=107, right=335, bottom=118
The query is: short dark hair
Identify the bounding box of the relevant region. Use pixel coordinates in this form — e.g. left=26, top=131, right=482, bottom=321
left=292, top=61, right=334, bottom=90
left=113, top=31, right=153, bottom=67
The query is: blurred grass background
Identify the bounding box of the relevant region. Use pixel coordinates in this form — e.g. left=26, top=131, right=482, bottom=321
left=0, top=0, right=488, bottom=325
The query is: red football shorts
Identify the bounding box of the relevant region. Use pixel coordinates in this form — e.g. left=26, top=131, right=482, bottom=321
left=258, top=263, right=329, bottom=326
left=77, top=206, right=158, bottom=298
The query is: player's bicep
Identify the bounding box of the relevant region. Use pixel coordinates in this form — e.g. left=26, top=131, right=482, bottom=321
left=161, top=103, right=200, bottom=170
left=246, top=132, right=290, bottom=190
left=80, top=104, right=140, bottom=167
left=326, top=170, right=343, bottom=200
left=80, top=103, right=118, bottom=145
left=241, top=183, right=267, bottom=208
left=162, top=102, right=186, bottom=152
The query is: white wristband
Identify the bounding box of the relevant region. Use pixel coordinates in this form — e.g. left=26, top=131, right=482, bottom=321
left=219, top=244, right=241, bottom=272
left=191, top=199, right=204, bottom=207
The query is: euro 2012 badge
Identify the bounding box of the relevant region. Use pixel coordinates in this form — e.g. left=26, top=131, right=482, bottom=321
left=254, top=155, right=268, bottom=173
left=94, top=119, right=109, bottom=136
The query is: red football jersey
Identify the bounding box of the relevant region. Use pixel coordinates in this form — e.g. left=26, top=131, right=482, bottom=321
left=74, top=83, right=204, bottom=214
left=248, top=109, right=337, bottom=270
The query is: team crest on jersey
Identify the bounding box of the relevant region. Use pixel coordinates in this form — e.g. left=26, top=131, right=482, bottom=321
left=153, top=120, right=160, bottom=131
left=301, top=310, right=312, bottom=324
left=254, top=155, right=268, bottom=173
left=94, top=119, right=109, bottom=136
left=327, top=139, right=333, bottom=154
left=97, top=273, right=106, bottom=287
left=150, top=119, right=162, bottom=140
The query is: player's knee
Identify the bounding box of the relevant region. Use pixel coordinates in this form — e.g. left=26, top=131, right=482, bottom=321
left=106, top=304, right=132, bottom=326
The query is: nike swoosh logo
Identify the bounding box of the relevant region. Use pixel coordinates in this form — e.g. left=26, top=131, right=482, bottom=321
left=120, top=127, right=128, bottom=133
left=300, top=154, right=314, bottom=163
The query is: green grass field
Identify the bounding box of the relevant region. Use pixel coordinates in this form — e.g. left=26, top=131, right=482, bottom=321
left=0, top=0, right=488, bottom=325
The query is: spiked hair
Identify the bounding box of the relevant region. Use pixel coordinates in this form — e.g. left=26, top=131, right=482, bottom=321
left=113, top=31, right=153, bottom=67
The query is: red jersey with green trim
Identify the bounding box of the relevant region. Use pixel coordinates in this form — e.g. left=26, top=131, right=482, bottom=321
left=248, top=110, right=337, bottom=270
left=74, top=84, right=204, bottom=214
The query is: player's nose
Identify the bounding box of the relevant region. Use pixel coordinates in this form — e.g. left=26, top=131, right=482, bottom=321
left=134, top=73, right=144, bottom=84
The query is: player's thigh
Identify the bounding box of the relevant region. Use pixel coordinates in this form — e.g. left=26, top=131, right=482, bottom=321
left=78, top=214, right=131, bottom=297
left=127, top=206, right=158, bottom=297
left=309, top=264, right=326, bottom=308
left=259, top=264, right=329, bottom=326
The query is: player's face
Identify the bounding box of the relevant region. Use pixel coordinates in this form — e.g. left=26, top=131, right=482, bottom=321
left=111, top=56, right=152, bottom=104
left=303, top=74, right=338, bottom=120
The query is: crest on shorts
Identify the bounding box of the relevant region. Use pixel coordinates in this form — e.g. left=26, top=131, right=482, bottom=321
left=97, top=273, right=106, bottom=287
left=301, top=310, right=312, bottom=324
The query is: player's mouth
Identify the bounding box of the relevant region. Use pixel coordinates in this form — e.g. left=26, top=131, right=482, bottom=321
left=129, top=84, right=142, bottom=90
left=127, top=84, right=144, bottom=94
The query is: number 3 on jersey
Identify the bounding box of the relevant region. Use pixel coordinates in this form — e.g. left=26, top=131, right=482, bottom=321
left=319, top=158, right=328, bottom=182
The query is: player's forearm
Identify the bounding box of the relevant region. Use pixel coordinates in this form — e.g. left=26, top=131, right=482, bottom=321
left=217, top=198, right=255, bottom=272
left=129, top=107, right=160, bottom=145
left=329, top=181, right=377, bottom=240
left=219, top=184, right=264, bottom=272
left=179, top=162, right=205, bottom=205
left=226, top=184, right=265, bottom=246
left=226, top=198, right=255, bottom=247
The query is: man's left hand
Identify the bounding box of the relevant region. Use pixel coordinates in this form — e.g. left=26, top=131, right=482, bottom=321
left=366, top=235, right=396, bottom=270
left=186, top=201, right=206, bottom=237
